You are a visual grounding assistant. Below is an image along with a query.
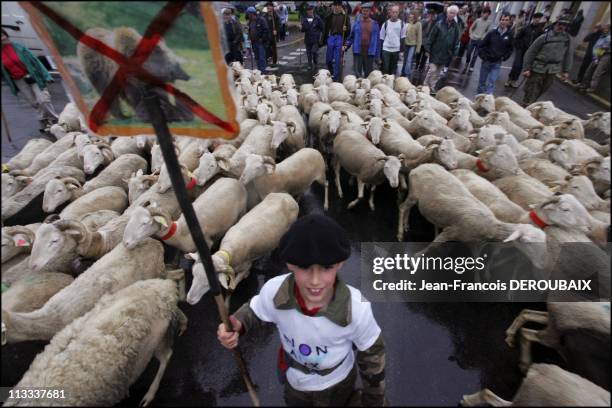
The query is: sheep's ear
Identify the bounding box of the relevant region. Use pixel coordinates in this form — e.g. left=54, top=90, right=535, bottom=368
left=383, top=123, right=391, bottom=129
left=185, top=252, right=199, bottom=261
left=14, top=237, right=30, bottom=247
left=153, top=216, right=168, bottom=227
left=217, top=158, right=231, bottom=172
left=503, top=230, right=522, bottom=243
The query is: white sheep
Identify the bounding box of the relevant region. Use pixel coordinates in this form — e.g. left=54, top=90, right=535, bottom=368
left=495, top=96, right=544, bottom=129
left=278, top=73, right=296, bottom=92
left=518, top=157, right=570, bottom=187
left=397, top=164, right=548, bottom=266
left=123, top=177, right=247, bottom=251
left=239, top=149, right=329, bottom=210
left=2, top=237, right=166, bottom=344
left=527, top=125, right=556, bottom=141
left=9, top=132, right=79, bottom=177
left=313, top=69, right=332, bottom=87
left=435, top=86, right=463, bottom=106
left=2, top=166, right=85, bottom=222
left=393, top=76, right=415, bottom=93
left=527, top=100, right=581, bottom=125
left=471, top=93, right=496, bottom=116
left=582, top=111, right=610, bottom=143
left=4, top=278, right=187, bottom=407
left=193, top=143, right=237, bottom=187
left=217, top=124, right=276, bottom=178
left=256, top=100, right=278, bottom=124
left=3, top=138, right=52, bottom=173
left=185, top=192, right=299, bottom=304
left=333, top=130, right=403, bottom=210
left=572, top=156, right=610, bottom=196
left=1, top=173, right=32, bottom=200
left=1, top=224, right=38, bottom=266
left=270, top=105, right=306, bottom=156
left=484, top=111, right=529, bottom=141
left=450, top=97, right=485, bottom=128
left=45, top=185, right=128, bottom=222
left=327, top=82, right=353, bottom=103
left=48, top=102, right=85, bottom=140
left=110, top=136, right=149, bottom=158
left=342, top=74, right=357, bottom=92
left=82, top=153, right=148, bottom=193
left=2, top=272, right=74, bottom=313
left=542, top=139, right=602, bottom=170
left=447, top=108, right=473, bottom=136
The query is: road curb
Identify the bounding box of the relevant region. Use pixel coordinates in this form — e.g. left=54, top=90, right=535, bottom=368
left=277, top=36, right=304, bottom=49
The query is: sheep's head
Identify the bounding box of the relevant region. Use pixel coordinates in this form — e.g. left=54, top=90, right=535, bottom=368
left=473, top=94, right=495, bottom=115
left=1, top=226, right=35, bottom=264
left=286, top=88, right=299, bottom=106
left=472, top=125, right=507, bottom=150
left=401, top=88, right=418, bottom=105
left=354, top=88, right=367, bottom=106
left=430, top=139, right=458, bottom=170
left=364, top=117, right=385, bottom=145
left=42, top=177, right=81, bottom=213
left=194, top=152, right=220, bottom=186
left=80, top=142, right=113, bottom=174
left=158, top=163, right=192, bottom=193
left=580, top=156, right=610, bottom=186
left=479, top=144, right=520, bottom=176
left=240, top=154, right=275, bottom=184
left=449, top=108, right=471, bottom=129
left=256, top=102, right=273, bottom=124
left=127, top=169, right=158, bottom=204
left=531, top=194, right=592, bottom=233
left=531, top=101, right=556, bottom=123
left=29, top=220, right=85, bottom=273
left=542, top=139, right=573, bottom=168
left=485, top=111, right=510, bottom=126
left=184, top=252, right=210, bottom=305
left=244, top=93, right=260, bottom=111
left=271, top=120, right=296, bottom=149
left=528, top=125, right=556, bottom=141
left=555, top=118, right=584, bottom=140
left=327, top=110, right=342, bottom=135
left=358, top=78, right=371, bottom=91
left=135, top=134, right=155, bottom=150
left=343, top=75, right=357, bottom=91
left=585, top=111, right=611, bottom=133
left=381, top=156, right=402, bottom=188
left=316, top=84, right=329, bottom=102
left=123, top=202, right=171, bottom=249
left=551, top=175, right=603, bottom=211
left=368, top=98, right=383, bottom=117
left=1, top=173, right=30, bottom=198
left=502, top=224, right=547, bottom=269
left=73, top=132, right=94, bottom=153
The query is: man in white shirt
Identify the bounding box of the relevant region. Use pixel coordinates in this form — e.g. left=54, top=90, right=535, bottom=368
left=218, top=214, right=386, bottom=406
left=464, top=7, right=492, bottom=72
left=379, top=5, right=407, bottom=74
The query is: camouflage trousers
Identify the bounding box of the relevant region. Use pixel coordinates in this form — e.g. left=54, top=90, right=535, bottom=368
left=522, top=72, right=556, bottom=106
left=283, top=364, right=357, bottom=406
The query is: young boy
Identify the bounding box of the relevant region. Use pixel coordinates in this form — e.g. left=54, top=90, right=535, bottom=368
left=218, top=213, right=386, bottom=406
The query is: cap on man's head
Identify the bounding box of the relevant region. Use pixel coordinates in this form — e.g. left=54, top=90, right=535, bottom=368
left=277, top=213, right=351, bottom=268
left=555, top=16, right=571, bottom=25
left=307, top=4, right=315, bottom=10
left=532, top=12, right=543, bottom=19
left=247, top=6, right=257, bottom=14
left=222, top=8, right=232, bottom=15
left=361, top=2, right=373, bottom=9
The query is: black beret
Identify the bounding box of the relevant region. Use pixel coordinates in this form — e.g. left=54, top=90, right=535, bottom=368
left=532, top=12, right=544, bottom=18
left=277, top=214, right=351, bottom=268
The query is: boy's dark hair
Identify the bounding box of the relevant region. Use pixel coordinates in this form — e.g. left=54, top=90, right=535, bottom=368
left=1, top=28, right=8, bottom=37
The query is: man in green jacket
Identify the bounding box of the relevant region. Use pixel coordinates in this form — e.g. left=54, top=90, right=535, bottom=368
left=521, top=17, right=573, bottom=106
left=423, top=5, right=460, bottom=94
left=2, top=29, right=58, bottom=131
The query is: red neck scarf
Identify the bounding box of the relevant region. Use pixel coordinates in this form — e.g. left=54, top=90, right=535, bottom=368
left=293, top=284, right=322, bottom=316
left=529, top=210, right=549, bottom=229
left=475, top=159, right=489, bottom=172
left=161, top=222, right=178, bottom=240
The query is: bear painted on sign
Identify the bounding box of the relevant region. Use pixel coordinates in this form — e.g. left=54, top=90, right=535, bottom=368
left=77, top=27, right=194, bottom=123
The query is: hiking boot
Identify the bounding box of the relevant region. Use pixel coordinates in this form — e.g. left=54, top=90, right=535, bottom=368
left=468, top=67, right=474, bottom=72
left=509, top=80, right=519, bottom=88
left=504, top=80, right=512, bottom=87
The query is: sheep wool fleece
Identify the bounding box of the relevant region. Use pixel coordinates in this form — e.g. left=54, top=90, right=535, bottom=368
left=234, top=273, right=385, bottom=404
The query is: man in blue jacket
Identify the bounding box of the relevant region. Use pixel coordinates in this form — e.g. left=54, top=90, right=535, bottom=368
left=476, top=13, right=513, bottom=94
left=246, top=7, right=270, bottom=73
left=301, top=5, right=325, bottom=70
left=344, top=3, right=380, bottom=78
left=323, top=1, right=351, bottom=82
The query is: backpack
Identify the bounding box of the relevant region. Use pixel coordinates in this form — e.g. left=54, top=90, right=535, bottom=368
left=382, top=19, right=405, bottom=40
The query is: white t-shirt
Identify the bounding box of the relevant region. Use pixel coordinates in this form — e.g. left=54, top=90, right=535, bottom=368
left=380, top=20, right=408, bottom=52
left=249, top=273, right=381, bottom=392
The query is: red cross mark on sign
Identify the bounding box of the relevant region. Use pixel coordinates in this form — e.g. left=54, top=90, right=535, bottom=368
left=29, top=1, right=236, bottom=134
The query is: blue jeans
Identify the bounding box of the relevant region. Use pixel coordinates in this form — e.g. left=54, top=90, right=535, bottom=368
left=465, top=39, right=480, bottom=67
left=326, top=34, right=343, bottom=82
left=401, top=45, right=417, bottom=78
left=253, top=43, right=267, bottom=72
left=477, top=60, right=501, bottom=94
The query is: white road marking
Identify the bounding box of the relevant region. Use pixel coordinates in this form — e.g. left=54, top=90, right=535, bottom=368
left=282, top=56, right=297, bottom=60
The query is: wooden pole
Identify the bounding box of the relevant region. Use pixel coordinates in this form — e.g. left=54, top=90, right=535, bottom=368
left=143, top=92, right=260, bottom=407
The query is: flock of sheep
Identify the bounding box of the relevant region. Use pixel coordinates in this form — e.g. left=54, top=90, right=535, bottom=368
left=1, top=60, right=610, bottom=405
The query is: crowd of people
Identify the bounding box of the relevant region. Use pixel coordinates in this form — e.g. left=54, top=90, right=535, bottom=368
left=222, top=1, right=610, bottom=106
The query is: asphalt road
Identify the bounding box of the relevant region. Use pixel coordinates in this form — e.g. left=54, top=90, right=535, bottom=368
left=1, top=33, right=606, bottom=406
